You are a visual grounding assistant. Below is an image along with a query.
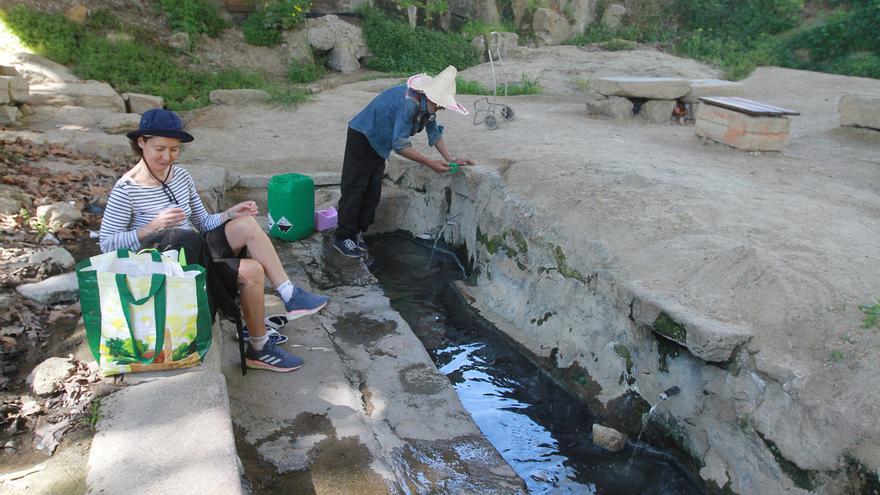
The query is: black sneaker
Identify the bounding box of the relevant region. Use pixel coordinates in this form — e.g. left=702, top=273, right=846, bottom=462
left=355, top=232, right=368, bottom=253
left=333, top=237, right=361, bottom=258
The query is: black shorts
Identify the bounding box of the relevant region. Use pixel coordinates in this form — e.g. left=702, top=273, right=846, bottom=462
left=142, top=223, right=244, bottom=321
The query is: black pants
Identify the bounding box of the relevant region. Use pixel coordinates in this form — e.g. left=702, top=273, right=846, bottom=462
left=336, top=127, right=385, bottom=240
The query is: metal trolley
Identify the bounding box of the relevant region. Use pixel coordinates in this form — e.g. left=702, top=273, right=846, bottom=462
left=473, top=32, right=515, bottom=130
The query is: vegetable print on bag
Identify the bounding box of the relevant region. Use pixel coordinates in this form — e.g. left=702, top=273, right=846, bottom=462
left=76, top=249, right=212, bottom=376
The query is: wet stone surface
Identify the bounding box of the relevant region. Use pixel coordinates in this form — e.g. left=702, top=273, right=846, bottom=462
left=398, top=363, right=448, bottom=395
left=332, top=313, right=398, bottom=346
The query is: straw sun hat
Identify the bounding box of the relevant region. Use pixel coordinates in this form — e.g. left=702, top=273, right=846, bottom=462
left=407, top=65, right=469, bottom=115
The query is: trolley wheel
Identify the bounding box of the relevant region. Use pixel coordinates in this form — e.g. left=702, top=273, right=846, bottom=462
left=484, top=115, right=498, bottom=130
left=501, top=106, right=515, bottom=122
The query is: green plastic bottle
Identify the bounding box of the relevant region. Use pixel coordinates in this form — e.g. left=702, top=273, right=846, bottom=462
left=267, top=173, right=315, bottom=241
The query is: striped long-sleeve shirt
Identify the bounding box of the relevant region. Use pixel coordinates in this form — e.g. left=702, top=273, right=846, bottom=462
left=99, top=166, right=222, bottom=253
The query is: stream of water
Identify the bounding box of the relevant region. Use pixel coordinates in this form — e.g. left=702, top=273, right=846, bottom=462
left=369, top=234, right=704, bottom=495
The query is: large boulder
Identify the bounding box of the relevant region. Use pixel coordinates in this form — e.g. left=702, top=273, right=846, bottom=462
left=585, top=95, right=633, bottom=120
left=0, top=105, right=19, bottom=125
left=640, top=99, right=676, bottom=123
left=601, top=3, right=626, bottom=30
left=327, top=44, right=361, bottom=73
left=0, top=185, right=32, bottom=214
left=839, top=94, right=880, bottom=131
left=594, top=77, right=690, bottom=99
left=122, top=92, right=164, bottom=114
left=511, top=0, right=530, bottom=27
left=282, top=29, right=314, bottom=65
left=448, top=0, right=501, bottom=24
left=0, top=53, right=79, bottom=85
left=208, top=89, right=270, bottom=106
left=552, top=0, right=599, bottom=33
left=473, top=32, right=520, bottom=61
left=29, top=81, right=125, bottom=112
left=533, top=8, right=572, bottom=46
left=99, top=113, right=141, bottom=134
left=0, top=76, right=30, bottom=103
left=305, top=15, right=368, bottom=59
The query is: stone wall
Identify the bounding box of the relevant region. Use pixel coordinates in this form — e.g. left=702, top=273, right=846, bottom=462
left=375, top=157, right=866, bottom=495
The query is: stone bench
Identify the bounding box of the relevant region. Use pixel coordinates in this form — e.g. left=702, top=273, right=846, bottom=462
left=694, top=96, right=799, bottom=152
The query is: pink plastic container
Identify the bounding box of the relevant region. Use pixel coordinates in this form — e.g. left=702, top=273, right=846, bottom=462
left=315, top=207, right=338, bottom=231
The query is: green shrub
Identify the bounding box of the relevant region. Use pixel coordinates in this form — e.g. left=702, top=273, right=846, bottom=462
left=287, top=58, right=326, bottom=83
left=459, top=19, right=517, bottom=40
left=674, top=0, right=803, bottom=41
left=242, top=0, right=310, bottom=47
left=0, top=6, right=306, bottom=110
left=362, top=8, right=479, bottom=74
left=158, top=0, right=228, bottom=37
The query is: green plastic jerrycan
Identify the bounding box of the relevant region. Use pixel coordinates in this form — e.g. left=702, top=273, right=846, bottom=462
left=267, top=173, right=315, bottom=241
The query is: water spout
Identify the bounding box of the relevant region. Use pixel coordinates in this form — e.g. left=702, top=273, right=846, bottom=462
left=658, top=386, right=680, bottom=401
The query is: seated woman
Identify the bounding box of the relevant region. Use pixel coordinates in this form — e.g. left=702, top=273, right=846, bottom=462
left=99, top=108, right=327, bottom=373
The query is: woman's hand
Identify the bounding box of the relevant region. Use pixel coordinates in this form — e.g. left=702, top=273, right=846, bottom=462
left=142, top=207, right=185, bottom=236
left=225, top=201, right=258, bottom=220
left=425, top=159, right=451, bottom=174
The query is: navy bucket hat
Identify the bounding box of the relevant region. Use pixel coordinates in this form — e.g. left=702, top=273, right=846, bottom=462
left=126, top=108, right=194, bottom=143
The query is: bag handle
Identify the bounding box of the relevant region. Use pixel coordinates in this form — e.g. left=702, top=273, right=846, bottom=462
left=115, top=273, right=166, bottom=364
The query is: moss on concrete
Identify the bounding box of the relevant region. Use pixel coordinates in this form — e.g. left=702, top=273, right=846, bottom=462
left=507, top=229, right=528, bottom=254
left=552, top=245, right=588, bottom=284
left=657, top=337, right=681, bottom=373
left=613, top=343, right=634, bottom=377
left=756, top=431, right=816, bottom=491
left=476, top=227, right=502, bottom=255
left=654, top=312, right=687, bottom=343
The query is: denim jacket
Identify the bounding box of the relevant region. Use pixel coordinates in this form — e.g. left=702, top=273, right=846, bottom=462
left=349, top=85, right=444, bottom=159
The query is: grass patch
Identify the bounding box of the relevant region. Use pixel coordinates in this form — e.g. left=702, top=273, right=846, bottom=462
left=361, top=7, right=479, bottom=74
left=1, top=6, right=306, bottom=111
left=242, top=0, right=311, bottom=47
left=860, top=300, right=880, bottom=329
left=459, top=19, right=517, bottom=40
left=287, top=57, right=326, bottom=83
left=456, top=73, right=541, bottom=95
left=157, top=0, right=228, bottom=37
left=603, top=38, right=637, bottom=51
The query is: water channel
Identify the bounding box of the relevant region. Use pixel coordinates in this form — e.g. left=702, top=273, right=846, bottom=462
left=369, top=234, right=704, bottom=495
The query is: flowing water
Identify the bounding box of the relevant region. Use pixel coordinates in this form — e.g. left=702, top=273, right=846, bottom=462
left=369, top=234, right=704, bottom=495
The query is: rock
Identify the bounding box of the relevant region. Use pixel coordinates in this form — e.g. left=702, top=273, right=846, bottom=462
left=0, top=65, right=19, bottom=77
left=699, top=450, right=730, bottom=489
left=474, top=0, right=501, bottom=24
left=0, top=185, right=33, bottom=211
left=555, top=0, right=599, bottom=34
left=16, top=272, right=79, bottom=305
left=533, top=8, right=573, bottom=46
left=208, top=89, right=271, bottom=106
left=512, top=0, right=530, bottom=27
left=683, top=79, right=745, bottom=103
left=27, top=357, right=76, bottom=397
left=29, top=81, right=125, bottom=112
left=23, top=247, right=76, bottom=272
left=592, top=424, right=628, bottom=452
left=106, top=32, right=135, bottom=43
left=0, top=76, right=30, bottom=103
left=0, top=197, right=22, bottom=214
left=471, top=37, right=487, bottom=59
left=585, top=95, right=633, bottom=119
left=65, top=4, right=89, bottom=24
left=0, top=105, right=19, bottom=125
left=37, top=202, right=82, bottom=230
left=594, top=77, right=690, bottom=99
left=41, top=233, right=61, bottom=246
left=839, top=94, right=880, bottom=131
left=168, top=32, right=190, bottom=51
left=99, top=113, right=141, bottom=134
left=19, top=103, right=35, bottom=116
left=640, top=99, right=676, bottom=123
left=487, top=32, right=519, bottom=59
left=601, top=3, right=626, bottom=30
left=0, top=53, right=78, bottom=85
left=122, top=92, right=165, bottom=114
left=282, top=29, right=314, bottom=64
left=695, top=103, right=791, bottom=152
left=327, top=44, right=361, bottom=73
left=306, top=15, right=368, bottom=59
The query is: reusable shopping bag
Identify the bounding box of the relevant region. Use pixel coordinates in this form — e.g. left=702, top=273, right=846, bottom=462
left=76, top=249, right=212, bottom=376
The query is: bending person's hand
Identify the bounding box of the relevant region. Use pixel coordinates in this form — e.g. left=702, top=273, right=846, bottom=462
left=225, top=201, right=258, bottom=220
left=455, top=158, right=475, bottom=166
left=425, top=159, right=451, bottom=174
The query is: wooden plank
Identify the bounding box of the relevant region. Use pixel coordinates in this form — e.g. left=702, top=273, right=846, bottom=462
left=698, top=96, right=800, bottom=116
